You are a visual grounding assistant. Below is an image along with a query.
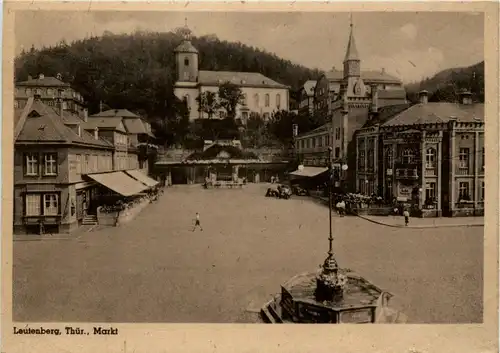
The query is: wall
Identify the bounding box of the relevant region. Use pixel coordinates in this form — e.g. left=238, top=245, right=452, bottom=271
left=68, top=147, right=114, bottom=183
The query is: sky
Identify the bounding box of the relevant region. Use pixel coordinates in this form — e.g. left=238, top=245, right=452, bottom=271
left=14, top=11, right=484, bottom=83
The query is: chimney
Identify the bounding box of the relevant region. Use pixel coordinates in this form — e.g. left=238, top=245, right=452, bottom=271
left=39, top=73, right=44, bottom=80
left=371, top=85, right=379, bottom=113
left=459, top=89, right=473, bottom=105
left=418, top=90, right=428, bottom=104
left=94, top=127, right=99, bottom=140
left=381, top=68, right=386, bottom=74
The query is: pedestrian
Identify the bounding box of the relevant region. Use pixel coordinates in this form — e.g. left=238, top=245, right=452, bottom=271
left=403, top=209, right=410, bottom=226
left=338, top=199, right=346, bottom=217
left=192, top=212, right=203, bottom=232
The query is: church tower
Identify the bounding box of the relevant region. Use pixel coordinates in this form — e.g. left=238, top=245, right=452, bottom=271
left=342, top=19, right=365, bottom=97
left=174, top=20, right=199, bottom=83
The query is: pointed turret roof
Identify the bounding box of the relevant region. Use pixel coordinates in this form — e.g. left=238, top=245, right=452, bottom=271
left=344, top=22, right=360, bottom=62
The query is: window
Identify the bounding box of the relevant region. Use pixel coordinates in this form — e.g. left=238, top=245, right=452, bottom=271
left=242, top=93, right=247, bottom=106
left=242, top=112, right=248, bottom=121
left=25, top=153, right=38, bottom=176
left=459, top=148, right=469, bottom=169
left=25, top=194, right=41, bottom=216
left=385, top=147, right=393, bottom=167
left=183, top=72, right=189, bottom=81
left=459, top=182, right=470, bottom=200
left=481, top=181, right=485, bottom=200
left=84, top=155, right=89, bottom=174
left=276, top=94, right=281, bottom=109
left=43, top=194, right=59, bottom=215
left=35, top=88, right=42, bottom=95
left=93, top=155, right=98, bottom=172
left=47, top=88, right=53, bottom=96
left=425, top=182, right=436, bottom=201
left=184, top=58, right=189, bottom=66
left=76, top=154, right=82, bottom=174
left=367, top=149, right=374, bottom=169
left=326, top=135, right=330, bottom=146
left=43, top=153, right=57, bottom=175
left=265, top=94, right=270, bottom=107
left=402, top=148, right=414, bottom=165
left=335, top=147, right=340, bottom=158
left=359, top=151, right=365, bottom=168
left=318, top=137, right=323, bottom=147
left=254, top=94, right=259, bottom=107
left=25, top=88, right=32, bottom=96
left=425, top=148, right=436, bottom=168
left=14, top=100, right=19, bottom=108
left=312, top=138, right=316, bottom=148
left=482, top=148, right=485, bottom=170
left=335, top=128, right=340, bottom=140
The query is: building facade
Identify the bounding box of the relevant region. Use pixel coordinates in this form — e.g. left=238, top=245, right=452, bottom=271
left=355, top=90, right=484, bottom=217
left=173, top=26, right=290, bottom=122
left=298, top=80, right=317, bottom=117
left=14, top=86, right=157, bottom=235
left=295, top=22, right=408, bottom=190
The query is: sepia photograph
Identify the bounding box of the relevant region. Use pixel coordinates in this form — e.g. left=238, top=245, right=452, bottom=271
left=8, top=8, right=488, bottom=327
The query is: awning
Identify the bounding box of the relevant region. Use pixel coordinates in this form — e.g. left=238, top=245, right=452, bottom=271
left=86, top=171, right=148, bottom=197
left=125, top=169, right=159, bottom=188
left=289, top=167, right=328, bottom=178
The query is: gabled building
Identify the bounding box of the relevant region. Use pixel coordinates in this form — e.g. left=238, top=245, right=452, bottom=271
left=355, top=90, right=484, bottom=217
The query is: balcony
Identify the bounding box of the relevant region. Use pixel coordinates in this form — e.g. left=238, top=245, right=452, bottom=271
left=395, top=168, right=418, bottom=180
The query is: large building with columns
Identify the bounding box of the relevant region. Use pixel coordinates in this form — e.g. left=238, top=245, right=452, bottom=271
left=173, top=26, right=290, bottom=122
left=355, top=89, right=484, bottom=217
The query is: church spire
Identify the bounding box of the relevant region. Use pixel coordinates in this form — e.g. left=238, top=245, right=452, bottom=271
left=344, top=15, right=360, bottom=62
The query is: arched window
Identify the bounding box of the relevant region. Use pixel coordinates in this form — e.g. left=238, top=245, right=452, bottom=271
left=47, top=88, right=53, bottom=96
left=254, top=93, right=259, bottom=107
left=402, top=148, right=414, bottom=165
left=425, top=148, right=436, bottom=168
left=184, top=58, right=189, bottom=66
left=276, top=94, right=281, bottom=109
left=265, top=94, right=270, bottom=107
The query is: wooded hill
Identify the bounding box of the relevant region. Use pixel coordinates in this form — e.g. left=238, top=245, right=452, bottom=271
left=405, top=61, right=484, bottom=103
left=15, top=30, right=323, bottom=117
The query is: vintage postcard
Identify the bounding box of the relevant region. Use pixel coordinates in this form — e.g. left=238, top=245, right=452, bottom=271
left=2, top=1, right=498, bottom=353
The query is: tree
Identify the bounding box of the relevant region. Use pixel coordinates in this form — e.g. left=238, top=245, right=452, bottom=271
left=218, top=82, right=244, bottom=120
left=196, top=91, right=220, bottom=119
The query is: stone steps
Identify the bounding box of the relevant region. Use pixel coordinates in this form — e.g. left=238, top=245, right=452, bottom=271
left=82, top=215, right=98, bottom=226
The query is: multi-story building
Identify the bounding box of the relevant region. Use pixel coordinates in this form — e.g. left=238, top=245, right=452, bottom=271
left=355, top=90, right=484, bottom=217
left=14, top=90, right=157, bottom=235
left=295, top=22, right=408, bottom=189
left=173, top=25, right=290, bottom=122
left=298, top=80, right=317, bottom=116
left=15, top=73, right=86, bottom=116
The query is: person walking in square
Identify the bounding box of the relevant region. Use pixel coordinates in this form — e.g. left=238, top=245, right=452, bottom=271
left=192, top=212, right=203, bottom=232
left=403, top=209, right=410, bottom=226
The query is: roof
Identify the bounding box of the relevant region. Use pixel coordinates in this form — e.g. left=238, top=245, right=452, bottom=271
left=302, top=80, right=317, bottom=97
left=289, top=166, right=328, bottom=177
left=123, top=118, right=148, bottom=134
left=91, top=109, right=140, bottom=118
left=16, top=76, right=70, bottom=87
left=186, top=144, right=259, bottom=161
left=198, top=70, right=289, bottom=89
left=297, top=123, right=332, bottom=138
left=174, top=40, right=199, bottom=54
left=382, top=103, right=484, bottom=127
left=344, top=25, right=360, bottom=62
left=14, top=108, right=24, bottom=128
left=15, top=99, right=113, bottom=148
left=84, top=117, right=127, bottom=133
left=323, top=69, right=401, bottom=84
left=377, top=89, right=407, bottom=100
left=362, top=104, right=411, bottom=128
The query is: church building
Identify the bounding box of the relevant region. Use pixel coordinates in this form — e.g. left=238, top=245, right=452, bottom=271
left=173, top=25, right=290, bottom=122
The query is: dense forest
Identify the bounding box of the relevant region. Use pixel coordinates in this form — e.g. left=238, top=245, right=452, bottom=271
left=405, top=61, right=484, bottom=104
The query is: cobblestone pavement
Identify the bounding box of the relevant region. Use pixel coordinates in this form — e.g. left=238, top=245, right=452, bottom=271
left=13, top=184, right=483, bottom=323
